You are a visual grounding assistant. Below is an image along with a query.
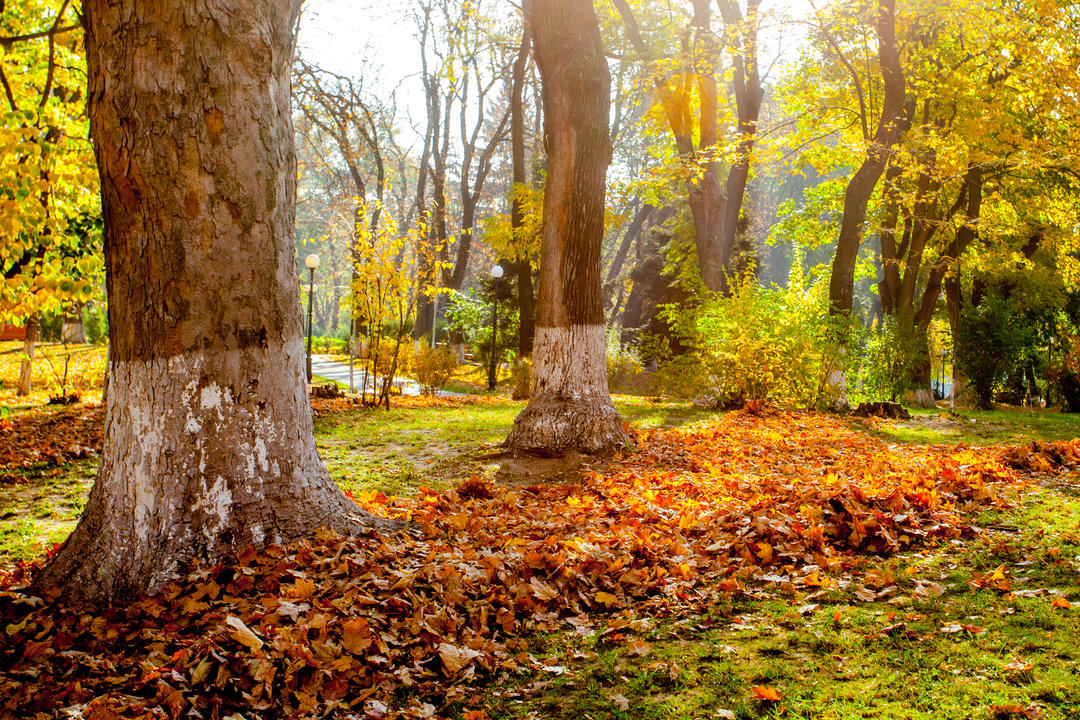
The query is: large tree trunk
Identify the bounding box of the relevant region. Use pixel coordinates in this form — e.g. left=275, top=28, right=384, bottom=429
left=827, top=0, right=910, bottom=316
left=37, top=0, right=388, bottom=604
left=505, top=0, right=626, bottom=457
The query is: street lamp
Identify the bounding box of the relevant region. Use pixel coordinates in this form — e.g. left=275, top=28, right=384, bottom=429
left=488, top=263, right=504, bottom=391
left=304, top=253, right=320, bottom=382
left=939, top=348, right=947, bottom=400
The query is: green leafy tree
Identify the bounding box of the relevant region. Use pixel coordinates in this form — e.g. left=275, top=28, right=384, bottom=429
left=956, top=295, right=1033, bottom=409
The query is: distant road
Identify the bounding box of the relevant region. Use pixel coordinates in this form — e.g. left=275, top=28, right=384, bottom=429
left=310, top=355, right=467, bottom=398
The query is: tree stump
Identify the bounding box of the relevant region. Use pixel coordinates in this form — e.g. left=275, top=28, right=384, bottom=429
left=852, top=401, right=911, bottom=419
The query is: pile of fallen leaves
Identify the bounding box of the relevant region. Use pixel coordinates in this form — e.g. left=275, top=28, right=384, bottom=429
left=310, top=394, right=510, bottom=417
left=0, top=404, right=102, bottom=473
left=994, top=438, right=1080, bottom=474
left=0, top=412, right=1042, bottom=719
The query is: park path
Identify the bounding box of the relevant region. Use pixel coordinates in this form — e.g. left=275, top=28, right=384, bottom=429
left=310, top=355, right=467, bottom=398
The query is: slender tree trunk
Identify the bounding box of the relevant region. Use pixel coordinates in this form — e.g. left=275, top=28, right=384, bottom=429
left=828, top=0, right=911, bottom=316
left=613, top=0, right=727, bottom=293
left=505, top=0, right=626, bottom=456
left=717, top=0, right=763, bottom=271
left=511, top=9, right=535, bottom=358
left=413, top=84, right=443, bottom=341
left=38, top=0, right=390, bottom=604
left=877, top=163, right=904, bottom=315
left=16, top=314, right=39, bottom=396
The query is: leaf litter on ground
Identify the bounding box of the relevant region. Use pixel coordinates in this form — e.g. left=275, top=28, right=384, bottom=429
left=2, top=409, right=1078, bottom=719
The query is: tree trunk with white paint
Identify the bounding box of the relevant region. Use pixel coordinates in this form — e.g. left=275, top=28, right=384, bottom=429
left=37, top=0, right=390, bottom=604
left=504, top=0, right=627, bottom=457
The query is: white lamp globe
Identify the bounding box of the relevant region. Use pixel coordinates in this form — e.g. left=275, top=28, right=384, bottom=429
left=304, top=253, right=320, bottom=270
left=490, top=264, right=504, bottom=279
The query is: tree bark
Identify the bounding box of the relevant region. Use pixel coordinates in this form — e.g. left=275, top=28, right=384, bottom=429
left=717, top=0, right=763, bottom=273
left=827, top=0, right=911, bottom=316
left=16, top=314, right=39, bottom=396
left=37, top=0, right=389, bottom=604
left=512, top=6, right=535, bottom=358
left=505, top=0, right=626, bottom=457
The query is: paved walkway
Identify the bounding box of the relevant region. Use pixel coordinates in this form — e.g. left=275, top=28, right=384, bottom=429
left=310, top=355, right=467, bottom=397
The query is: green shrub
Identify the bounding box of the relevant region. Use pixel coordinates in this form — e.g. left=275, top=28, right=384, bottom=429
left=1047, top=333, right=1080, bottom=412
left=686, top=271, right=841, bottom=409
left=606, top=331, right=644, bottom=389
left=861, top=314, right=928, bottom=403
left=413, top=343, right=457, bottom=394
left=955, top=296, right=1032, bottom=410
left=310, top=335, right=348, bottom=355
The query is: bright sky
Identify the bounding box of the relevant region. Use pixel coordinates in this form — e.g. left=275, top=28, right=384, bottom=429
left=298, top=1, right=427, bottom=148
left=296, top=0, right=816, bottom=150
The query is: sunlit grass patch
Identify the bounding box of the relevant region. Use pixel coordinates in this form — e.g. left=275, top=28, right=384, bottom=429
left=0, top=340, right=107, bottom=410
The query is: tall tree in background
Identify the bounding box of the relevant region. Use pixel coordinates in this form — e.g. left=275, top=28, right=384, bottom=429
left=615, top=0, right=726, bottom=292
left=510, top=3, right=536, bottom=357
left=1, top=0, right=102, bottom=395
left=826, top=0, right=911, bottom=316
left=505, top=0, right=627, bottom=456
left=38, top=0, right=390, bottom=603
left=717, top=0, right=763, bottom=263
left=613, top=0, right=765, bottom=293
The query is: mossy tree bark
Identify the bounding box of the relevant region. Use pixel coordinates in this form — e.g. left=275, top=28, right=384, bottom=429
left=504, top=0, right=627, bottom=457
left=37, top=0, right=389, bottom=604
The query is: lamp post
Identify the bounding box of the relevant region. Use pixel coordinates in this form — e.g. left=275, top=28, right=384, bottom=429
left=304, top=253, right=320, bottom=382
left=939, top=348, right=947, bottom=400
left=488, top=263, right=504, bottom=391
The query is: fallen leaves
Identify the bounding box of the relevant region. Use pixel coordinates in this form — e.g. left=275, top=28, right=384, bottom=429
left=0, top=410, right=1052, bottom=718
left=0, top=403, right=102, bottom=473
left=752, top=685, right=782, bottom=701
left=223, top=615, right=263, bottom=653
left=438, top=643, right=482, bottom=675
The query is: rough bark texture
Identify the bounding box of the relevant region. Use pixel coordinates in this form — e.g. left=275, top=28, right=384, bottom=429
left=828, top=0, right=911, bottom=316
left=37, top=0, right=387, bottom=603
left=505, top=0, right=627, bottom=457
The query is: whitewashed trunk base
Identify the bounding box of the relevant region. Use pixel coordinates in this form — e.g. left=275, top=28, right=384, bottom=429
left=37, top=340, right=394, bottom=601
left=911, top=388, right=938, bottom=409
left=505, top=324, right=627, bottom=456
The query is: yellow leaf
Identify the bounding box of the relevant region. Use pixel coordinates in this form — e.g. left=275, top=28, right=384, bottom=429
left=225, top=615, right=263, bottom=652
left=594, top=590, right=618, bottom=607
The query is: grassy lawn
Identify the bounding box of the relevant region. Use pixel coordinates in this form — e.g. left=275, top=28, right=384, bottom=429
left=1, top=400, right=1079, bottom=717
left=859, top=406, right=1080, bottom=447
left=478, top=482, right=1080, bottom=719
left=314, top=397, right=712, bottom=496
left=0, top=459, right=95, bottom=564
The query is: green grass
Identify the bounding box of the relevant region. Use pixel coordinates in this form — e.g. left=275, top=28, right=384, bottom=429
left=854, top=406, right=1080, bottom=446
left=313, top=398, right=712, bottom=496
left=474, top=483, right=1080, bottom=720
left=0, top=459, right=95, bottom=564
left=2, top=402, right=1080, bottom=718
